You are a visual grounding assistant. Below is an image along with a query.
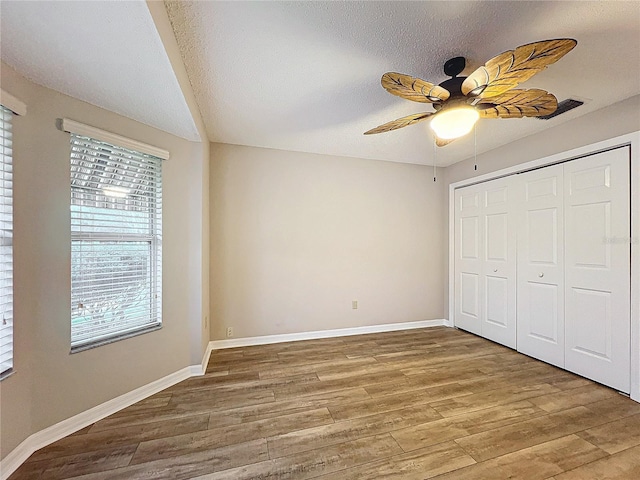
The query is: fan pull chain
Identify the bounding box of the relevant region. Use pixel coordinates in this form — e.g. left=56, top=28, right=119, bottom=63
left=474, top=124, right=478, bottom=171
left=433, top=137, right=437, bottom=182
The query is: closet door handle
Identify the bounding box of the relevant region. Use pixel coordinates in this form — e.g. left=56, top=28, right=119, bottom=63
left=493, top=268, right=498, bottom=273
left=538, top=272, right=544, bottom=278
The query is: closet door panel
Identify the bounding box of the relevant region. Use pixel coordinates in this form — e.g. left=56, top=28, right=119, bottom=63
left=482, top=180, right=516, bottom=348
left=517, top=164, right=565, bottom=367
left=454, top=185, right=483, bottom=335
left=564, top=147, right=631, bottom=392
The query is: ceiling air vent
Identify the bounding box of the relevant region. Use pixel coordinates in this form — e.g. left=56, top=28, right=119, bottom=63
left=536, top=99, right=584, bottom=120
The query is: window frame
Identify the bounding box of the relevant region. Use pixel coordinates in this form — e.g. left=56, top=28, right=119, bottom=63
left=0, top=104, right=15, bottom=379
left=66, top=121, right=167, bottom=352
left=0, top=88, right=24, bottom=381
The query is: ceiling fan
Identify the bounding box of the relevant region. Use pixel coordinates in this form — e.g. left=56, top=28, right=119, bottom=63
left=364, top=39, right=577, bottom=146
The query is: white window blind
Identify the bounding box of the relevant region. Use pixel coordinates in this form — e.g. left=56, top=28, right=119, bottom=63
left=70, top=134, right=162, bottom=351
left=0, top=106, right=14, bottom=375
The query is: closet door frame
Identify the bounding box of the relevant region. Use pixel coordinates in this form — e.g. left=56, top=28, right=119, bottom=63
left=447, top=131, right=640, bottom=403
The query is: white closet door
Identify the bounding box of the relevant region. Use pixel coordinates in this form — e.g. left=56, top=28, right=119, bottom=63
left=481, top=178, right=517, bottom=348
left=564, top=147, right=631, bottom=392
left=454, top=184, right=483, bottom=335
left=517, top=164, right=565, bottom=368
left=455, top=178, right=516, bottom=347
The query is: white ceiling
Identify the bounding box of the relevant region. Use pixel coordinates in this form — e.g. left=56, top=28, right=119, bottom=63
left=2, top=1, right=639, bottom=166
left=0, top=0, right=199, bottom=142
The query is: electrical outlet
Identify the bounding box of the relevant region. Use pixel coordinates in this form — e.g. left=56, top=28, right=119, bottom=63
left=352, top=300, right=358, bottom=309
left=226, top=326, right=233, bottom=338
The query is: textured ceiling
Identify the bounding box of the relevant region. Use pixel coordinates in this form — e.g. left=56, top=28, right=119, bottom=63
left=2, top=2, right=638, bottom=165
left=0, top=0, right=200, bottom=142
left=166, top=0, right=640, bottom=166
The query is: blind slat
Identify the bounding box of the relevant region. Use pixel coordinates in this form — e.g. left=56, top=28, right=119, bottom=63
left=70, top=134, right=162, bottom=350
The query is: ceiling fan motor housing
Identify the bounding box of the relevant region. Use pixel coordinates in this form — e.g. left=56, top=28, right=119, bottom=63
left=438, top=76, right=465, bottom=97
left=434, top=76, right=472, bottom=111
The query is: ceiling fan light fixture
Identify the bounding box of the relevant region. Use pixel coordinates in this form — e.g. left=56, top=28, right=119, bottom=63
left=430, top=105, right=479, bottom=140
left=366, top=39, right=576, bottom=145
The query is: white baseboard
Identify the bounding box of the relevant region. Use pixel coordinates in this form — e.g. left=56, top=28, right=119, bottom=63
left=0, top=320, right=443, bottom=479
left=208, top=319, right=447, bottom=350
left=200, top=341, right=214, bottom=373
left=0, top=345, right=213, bottom=480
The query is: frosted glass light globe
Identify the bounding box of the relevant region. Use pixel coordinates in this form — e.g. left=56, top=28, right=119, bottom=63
left=430, top=106, right=479, bottom=140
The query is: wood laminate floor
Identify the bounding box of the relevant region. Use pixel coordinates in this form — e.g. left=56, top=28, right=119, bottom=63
left=10, top=327, right=640, bottom=479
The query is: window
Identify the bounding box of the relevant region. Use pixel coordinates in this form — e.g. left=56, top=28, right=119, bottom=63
left=70, top=133, right=163, bottom=351
left=0, top=106, right=14, bottom=376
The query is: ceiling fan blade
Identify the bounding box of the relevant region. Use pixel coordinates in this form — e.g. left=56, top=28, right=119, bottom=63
left=477, top=89, right=558, bottom=118
left=435, top=137, right=456, bottom=147
left=461, top=39, right=577, bottom=98
left=364, top=112, right=433, bottom=135
left=382, top=73, right=450, bottom=103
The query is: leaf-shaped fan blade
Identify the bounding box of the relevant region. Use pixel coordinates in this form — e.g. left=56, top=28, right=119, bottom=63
left=435, top=137, right=456, bottom=147
left=382, top=73, right=450, bottom=103
left=461, top=39, right=577, bottom=98
left=364, top=112, right=433, bottom=135
left=478, top=89, right=557, bottom=118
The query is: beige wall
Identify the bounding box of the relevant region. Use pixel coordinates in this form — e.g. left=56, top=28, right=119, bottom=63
left=442, top=94, right=640, bottom=317
left=198, top=142, right=211, bottom=361
left=0, top=64, right=208, bottom=456
left=209, top=143, right=445, bottom=340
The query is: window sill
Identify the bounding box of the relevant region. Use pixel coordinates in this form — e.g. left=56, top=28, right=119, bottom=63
left=70, top=323, right=162, bottom=354
left=0, top=368, right=15, bottom=382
